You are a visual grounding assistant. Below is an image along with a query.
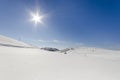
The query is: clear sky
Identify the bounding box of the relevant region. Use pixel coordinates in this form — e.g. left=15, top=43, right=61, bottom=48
left=0, top=0, right=120, bottom=49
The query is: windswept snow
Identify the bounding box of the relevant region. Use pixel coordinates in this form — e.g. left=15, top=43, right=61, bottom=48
left=0, top=35, right=120, bottom=80
left=68, top=47, right=120, bottom=60
left=0, top=35, right=32, bottom=48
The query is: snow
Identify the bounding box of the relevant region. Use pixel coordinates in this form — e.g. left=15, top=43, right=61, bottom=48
left=0, top=35, right=120, bottom=80
left=0, top=35, right=32, bottom=48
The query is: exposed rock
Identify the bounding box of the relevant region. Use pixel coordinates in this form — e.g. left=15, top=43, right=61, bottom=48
left=41, top=47, right=60, bottom=52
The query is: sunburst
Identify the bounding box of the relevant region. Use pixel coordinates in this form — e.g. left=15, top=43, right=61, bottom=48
left=30, top=11, right=44, bottom=25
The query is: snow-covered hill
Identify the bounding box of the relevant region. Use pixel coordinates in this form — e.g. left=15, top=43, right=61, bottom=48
left=0, top=35, right=120, bottom=80
left=0, top=35, right=32, bottom=48
left=67, top=47, right=120, bottom=60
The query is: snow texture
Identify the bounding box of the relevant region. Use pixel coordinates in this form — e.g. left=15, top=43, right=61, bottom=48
left=0, top=35, right=120, bottom=80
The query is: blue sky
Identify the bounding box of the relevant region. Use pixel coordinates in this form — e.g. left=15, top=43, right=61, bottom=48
left=0, top=0, right=120, bottom=49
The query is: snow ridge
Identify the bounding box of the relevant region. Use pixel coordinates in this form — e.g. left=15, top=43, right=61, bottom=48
left=0, top=35, right=32, bottom=48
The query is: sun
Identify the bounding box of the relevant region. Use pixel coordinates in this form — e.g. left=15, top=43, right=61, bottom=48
left=30, top=11, right=44, bottom=25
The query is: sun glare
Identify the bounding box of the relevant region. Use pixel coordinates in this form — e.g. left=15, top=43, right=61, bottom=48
left=30, top=11, right=44, bottom=25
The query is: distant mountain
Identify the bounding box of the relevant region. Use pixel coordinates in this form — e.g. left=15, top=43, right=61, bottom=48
left=0, top=35, right=33, bottom=48
left=60, top=48, right=74, bottom=53
left=60, top=47, right=120, bottom=54
left=41, top=47, right=60, bottom=52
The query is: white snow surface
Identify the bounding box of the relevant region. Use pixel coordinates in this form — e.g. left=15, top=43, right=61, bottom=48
left=0, top=35, right=32, bottom=47
left=0, top=35, right=120, bottom=80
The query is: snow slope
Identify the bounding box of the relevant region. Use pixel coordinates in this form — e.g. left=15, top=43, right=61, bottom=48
left=0, top=35, right=32, bottom=48
left=0, top=36, right=120, bottom=80
left=68, top=47, right=120, bottom=60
